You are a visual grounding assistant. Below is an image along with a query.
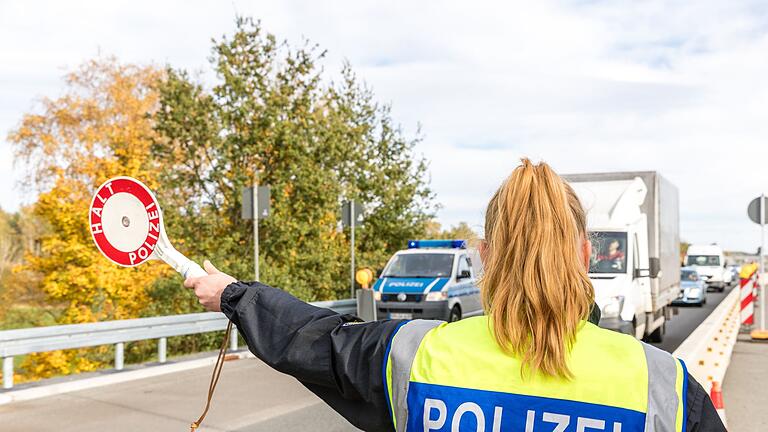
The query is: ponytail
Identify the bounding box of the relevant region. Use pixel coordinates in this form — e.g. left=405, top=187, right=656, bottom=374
left=481, top=158, right=593, bottom=378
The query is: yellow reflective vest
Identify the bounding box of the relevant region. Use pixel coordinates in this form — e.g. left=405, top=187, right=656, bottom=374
left=384, top=317, right=687, bottom=432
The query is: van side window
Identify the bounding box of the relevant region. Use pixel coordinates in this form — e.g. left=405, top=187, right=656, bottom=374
left=458, top=255, right=472, bottom=278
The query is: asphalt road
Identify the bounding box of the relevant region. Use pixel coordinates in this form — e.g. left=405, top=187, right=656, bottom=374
left=651, top=283, right=736, bottom=353
left=0, top=287, right=734, bottom=431
left=0, top=356, right=361, bottom=432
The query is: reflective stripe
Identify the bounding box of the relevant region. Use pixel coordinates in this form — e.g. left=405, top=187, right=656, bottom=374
left=642, top=343, right=683, bottom=432
left=387, top=320, right=442, bottom=432
left=422, top=279, right=440, bottom=294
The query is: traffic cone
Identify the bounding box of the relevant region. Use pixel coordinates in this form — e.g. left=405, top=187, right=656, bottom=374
left=710, top=381, right=724, bottom=410
left=709, top=381, right=727, bottom=424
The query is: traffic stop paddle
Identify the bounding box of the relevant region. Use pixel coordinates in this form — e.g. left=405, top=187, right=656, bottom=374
left=89, top=176, right=232, bottom=431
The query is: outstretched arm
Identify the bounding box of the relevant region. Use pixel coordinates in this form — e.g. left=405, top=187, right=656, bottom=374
left=185, top=262, right=402, bottom=432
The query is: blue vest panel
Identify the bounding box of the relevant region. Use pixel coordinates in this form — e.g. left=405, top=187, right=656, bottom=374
left=407, top=381, right=646, bottom=432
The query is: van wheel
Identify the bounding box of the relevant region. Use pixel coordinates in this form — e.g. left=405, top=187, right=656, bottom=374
left=449, top=305, right=462, bottom=322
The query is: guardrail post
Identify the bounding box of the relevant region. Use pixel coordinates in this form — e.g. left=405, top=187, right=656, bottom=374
left=115, top=342, right=124, bottom=371
left=2, top=356, right=13, bottom=389
left=158, top=337, right=167, bottom=363
left=229, top=326, right=238, bottom=351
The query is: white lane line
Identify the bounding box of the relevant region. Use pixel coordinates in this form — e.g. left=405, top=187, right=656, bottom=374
left=0, top=351, right=255, bottom=405
left=220, top=398, right=323, bottom=429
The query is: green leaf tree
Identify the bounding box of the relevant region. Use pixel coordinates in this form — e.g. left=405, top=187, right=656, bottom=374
left=153, top=18, right=436, bottom=300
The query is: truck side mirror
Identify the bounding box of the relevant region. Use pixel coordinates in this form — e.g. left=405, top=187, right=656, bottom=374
left=649, top=257, right=661, bottom=278
left=633, top=268, right=650, bottom=279
left=457, top=270, right=471, bottom=280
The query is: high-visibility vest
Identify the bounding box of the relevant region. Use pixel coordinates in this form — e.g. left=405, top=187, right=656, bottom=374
left=384, top=317, right=687, bottom=432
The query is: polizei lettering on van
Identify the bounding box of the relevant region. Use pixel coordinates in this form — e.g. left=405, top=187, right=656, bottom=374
left=407, top=383, right=644, bottom=432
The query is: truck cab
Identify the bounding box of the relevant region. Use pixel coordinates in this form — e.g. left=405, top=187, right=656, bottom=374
left=685, top=244, right=731, bottom=292
left=565, top=172, right=680, bottom=343
left=373, top=240, right=483, bottom=322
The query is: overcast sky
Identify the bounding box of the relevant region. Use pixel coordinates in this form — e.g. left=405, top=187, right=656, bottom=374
left=2, top=0, right=768, bottom=251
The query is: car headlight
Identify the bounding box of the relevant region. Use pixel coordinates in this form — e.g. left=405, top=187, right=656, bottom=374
left=373, top=291, right=382, bottom=301
left=425, top=291, right=448, bottom=301
left=601, top=296, right=624, bottom=319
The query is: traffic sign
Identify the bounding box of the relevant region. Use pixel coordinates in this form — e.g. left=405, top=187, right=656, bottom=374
left=341, top=201, right=364, bottom=228
left=241, top=186, right=271, bottom=220
left=748, top=196, right=768, bottom=225
left=748, top=194, right=768, bottom=334
left=89, top=176, right=206, bottom=278
left=89, top=177, right=161, bottom=267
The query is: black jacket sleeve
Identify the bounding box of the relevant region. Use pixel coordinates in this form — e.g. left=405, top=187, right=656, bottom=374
left=221, top=281, right=726, bottom=432
left=220, top=281, right=403, bottom=432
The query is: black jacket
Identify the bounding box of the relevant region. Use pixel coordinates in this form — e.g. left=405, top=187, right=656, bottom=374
left=221, top=281, right=726, bottom=432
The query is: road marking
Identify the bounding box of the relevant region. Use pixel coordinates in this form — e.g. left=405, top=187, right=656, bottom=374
left=0, top=351, right=255, bottom=405
left=220, top=398, right=324, bottom=429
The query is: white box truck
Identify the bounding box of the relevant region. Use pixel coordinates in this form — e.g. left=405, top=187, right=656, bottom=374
left=563, top=172, right=680, bottom=342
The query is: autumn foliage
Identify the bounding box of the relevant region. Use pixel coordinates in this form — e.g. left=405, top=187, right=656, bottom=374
left=4, top=20, right=437, bottom=382
left=8, top=60, right=170, bottom=379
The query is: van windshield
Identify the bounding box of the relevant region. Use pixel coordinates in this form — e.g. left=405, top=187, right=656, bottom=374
left=381, top=253, right=454, bottom=278
left=589, top=231, right=628, bottom=274
left=686, top=255, right=720, bottom=266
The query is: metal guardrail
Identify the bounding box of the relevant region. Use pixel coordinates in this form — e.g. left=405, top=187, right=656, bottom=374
left=0, top=298, right=356, bottom=390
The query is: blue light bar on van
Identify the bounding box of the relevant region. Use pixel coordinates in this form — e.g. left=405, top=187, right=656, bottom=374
left=407, top=240, right=467, bottom=249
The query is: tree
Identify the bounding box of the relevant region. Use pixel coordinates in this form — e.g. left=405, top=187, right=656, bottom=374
left=0, top=206, right=48, bottom=324
left=153, top=18, right=436, bottom=300
left=9, top=59, right=172, bottom=379
left=425, top=221, right=480, bottom=242
left=680, top=241, right=690, bottom=264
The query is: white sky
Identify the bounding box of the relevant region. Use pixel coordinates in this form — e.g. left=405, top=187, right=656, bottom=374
left=1, top=0, right=768, bottom=251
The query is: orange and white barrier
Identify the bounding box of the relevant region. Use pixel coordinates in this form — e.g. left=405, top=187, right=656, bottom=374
left=674, top=287, right=740, bottom=426
left=740, top=266, right=757, bottom=328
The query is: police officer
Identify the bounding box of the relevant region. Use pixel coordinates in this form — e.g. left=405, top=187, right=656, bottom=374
left=185, top=159, right=725, bottom=432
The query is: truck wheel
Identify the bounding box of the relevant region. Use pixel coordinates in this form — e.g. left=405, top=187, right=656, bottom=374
left=646, top=320, right=665, bottom=343
left=449, top=305, right=462, bottom=322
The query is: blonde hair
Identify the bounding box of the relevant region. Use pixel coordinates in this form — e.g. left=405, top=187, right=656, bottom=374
left=481, top=158, right=593, bottom=378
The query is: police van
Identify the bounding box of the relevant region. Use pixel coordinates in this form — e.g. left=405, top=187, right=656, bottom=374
left=372, top=240, right=483, bottom=322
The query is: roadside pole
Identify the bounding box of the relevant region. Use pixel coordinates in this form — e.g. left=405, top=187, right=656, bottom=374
left=243, top=173, right=269, bottom=282
left=350, top=199, right=355, bottom=298
left=761, top=193, right=765, bottom=330
left=342, top=200, right=364, bottom=299
left=253, top=171, right=259, bottom=281
left=748, top=194, right=768, bottom=339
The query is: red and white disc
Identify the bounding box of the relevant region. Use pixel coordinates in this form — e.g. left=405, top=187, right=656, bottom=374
left=89, top=177, right=162, bottom=267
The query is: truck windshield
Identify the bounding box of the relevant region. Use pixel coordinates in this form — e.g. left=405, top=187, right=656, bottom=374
left=381, top=253, right=454, bottom=278
left=589, top=231, right=628, bottom=274
left=686, top=255, right=720, bottom=266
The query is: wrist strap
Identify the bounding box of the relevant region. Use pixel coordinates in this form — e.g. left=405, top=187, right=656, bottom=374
left=190, top=320, right=233, bottom=431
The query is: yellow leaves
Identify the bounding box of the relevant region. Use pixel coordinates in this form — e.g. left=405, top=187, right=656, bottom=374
left=17, top=347, right=105, bottom=383
left=8, top=58, right=169, bottom=381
